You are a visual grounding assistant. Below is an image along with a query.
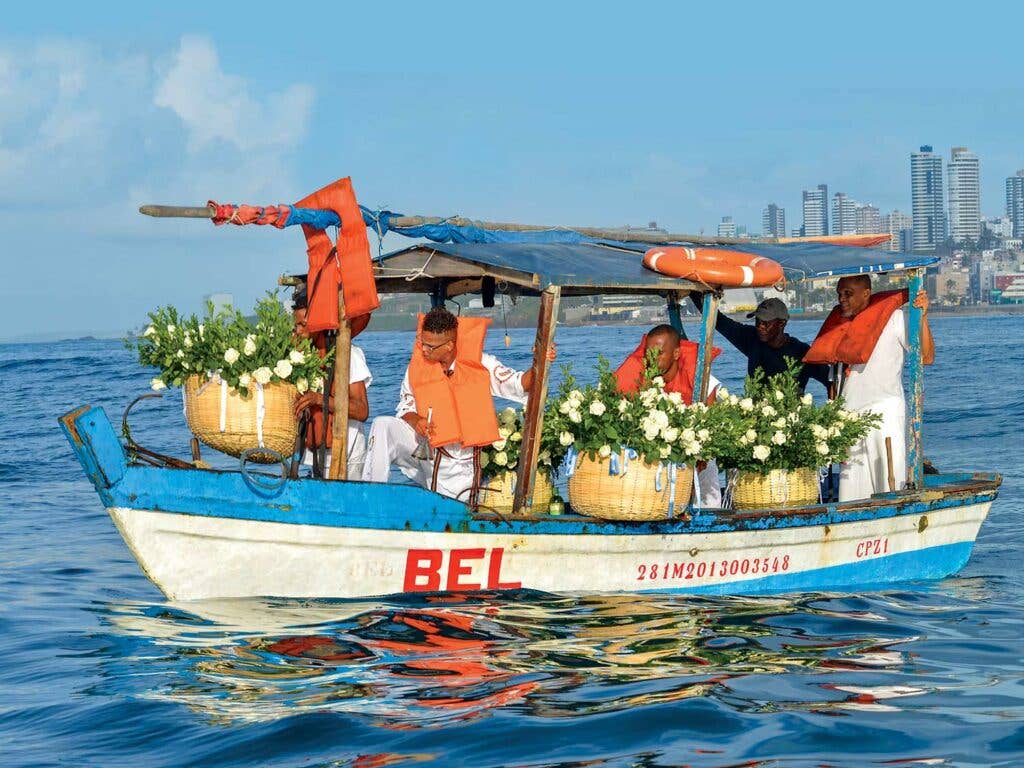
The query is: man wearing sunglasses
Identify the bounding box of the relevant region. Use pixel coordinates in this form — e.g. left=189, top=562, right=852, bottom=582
left=693, top=295, right=829, bottom=395
left=362, top=306, right=555, bottom=500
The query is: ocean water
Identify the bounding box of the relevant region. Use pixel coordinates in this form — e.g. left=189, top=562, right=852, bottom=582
left=1, top=315, right=1022, bottom=767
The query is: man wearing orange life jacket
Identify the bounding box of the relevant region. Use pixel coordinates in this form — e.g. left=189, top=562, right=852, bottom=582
left=804, top=275, right=934, bottom=501
left=613, top=324, right=724, bottom=508
left=362, top=306, right=556, bottom=501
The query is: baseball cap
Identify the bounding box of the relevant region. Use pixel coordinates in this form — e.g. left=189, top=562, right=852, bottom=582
left=747, top=298, right=789, bottom=322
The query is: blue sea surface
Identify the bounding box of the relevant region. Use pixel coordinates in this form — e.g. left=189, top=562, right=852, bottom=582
left=1, top=315, right=1022, bottom=767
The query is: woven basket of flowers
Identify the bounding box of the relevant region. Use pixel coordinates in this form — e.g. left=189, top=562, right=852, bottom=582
left=478, top=469, right=554, bottom=514
left=568, top=451, right=693, bottom=521
left=478, top=407, right=565, bottom=514
left=133, top=293, right=333, bottom=464
left=712, top=361, right=882, bottom=510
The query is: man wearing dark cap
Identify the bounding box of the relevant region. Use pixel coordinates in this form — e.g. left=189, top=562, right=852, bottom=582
left=692, top=295, right=829, bottom=393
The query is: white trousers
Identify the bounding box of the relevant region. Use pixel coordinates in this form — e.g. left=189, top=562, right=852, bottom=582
left=362, top=416, right=476, bottom=501
left=839, top=397, right=907, bottom=502
left=302, top=424, right=367, bottom=478
left=695, top=459, right=722, bottom=508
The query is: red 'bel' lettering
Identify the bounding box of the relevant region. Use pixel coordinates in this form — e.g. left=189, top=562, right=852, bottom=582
left=447, top=548, right=485, bottom=590
left=403, top=549, right=442, bottom=592
left=487, top=547, right=521, bottom=590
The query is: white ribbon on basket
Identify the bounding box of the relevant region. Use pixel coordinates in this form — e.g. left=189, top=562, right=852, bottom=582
left=219, top=378, right=228, bottom=432
left=255, top=382, right=266, bottom=448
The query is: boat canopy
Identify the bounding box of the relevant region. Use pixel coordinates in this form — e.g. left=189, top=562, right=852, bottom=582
left=372, top=239, right=939, bottom=298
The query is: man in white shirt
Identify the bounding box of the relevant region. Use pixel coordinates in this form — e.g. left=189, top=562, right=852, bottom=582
left=362, top=306, right=555, bottom=501
left=292, top=288, right=373, bottom=478
left=812, top=275, right=934, bottom=501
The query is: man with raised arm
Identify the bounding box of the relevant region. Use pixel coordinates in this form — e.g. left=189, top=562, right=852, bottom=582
left=613, top=323, right=723, bottom=508
left=804, top=275, right=934, bottom=501
left=362, top=306, right=555, bottom=501
left=692, top=294, right=830, bottom=394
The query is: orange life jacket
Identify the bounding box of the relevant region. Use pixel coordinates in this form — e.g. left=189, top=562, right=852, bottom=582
left=614, top=336, right=722, bottom=404
left=803, top=289, right=908, bottom=365
left=408, top=316, right=501, bottom=448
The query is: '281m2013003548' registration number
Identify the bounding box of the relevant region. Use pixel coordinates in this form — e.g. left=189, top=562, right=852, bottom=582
left=636, top=554, right=792, bottom=582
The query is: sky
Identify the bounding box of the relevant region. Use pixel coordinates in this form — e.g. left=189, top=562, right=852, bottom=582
left=2, top=1, right=1023, bottom=341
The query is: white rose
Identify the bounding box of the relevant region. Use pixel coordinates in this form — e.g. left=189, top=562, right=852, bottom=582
left=166, top=324, right=176, bottom=334
left=559, top=401, right=573, bottom=415
left=243, top=336, right=257, bottom=357
left=774, top=390, right=784, bottom=400
left=510, top=431, right=522, bottom=442
left=663, top=426, right=679, bottom=443
left=753, top=444, right=771, bottom=462
left=772, top=418, right=786, bottom=429
left=788, top=413, right=799, bottom=424
left=568, top=409, right=582, bottom=424
left=771, top=431, right=787, bottom=446
left=150, top=377, right=166, bottom=391
left=238, top=372, right=253, bottom=389
left=837, top=409, right=851, bottom=421
left=273, top=359, right=293, bottom=380
left=498, top=426, right=512, bottom=439
left=493, top=451, right=508, bottom=467
left=739, top=434, right=750, bottom=445
left=492, top=438, right=508, bottom=451
left=289, top=349, right=305, bottom=364
left=801, top=393, right=813, bottom=406
left=717, top=387, right=729, bottom=399
left=698, top=428, right=710, bottom=441
left=224, top=347, right=240, bottom=364
left=659, top=445, right=671, bottom=458
left=183, top=334, right=192, bottom=348
left=598, top=444, right=611, bottom=458
left=143, top=325, right=156, bottom=337
left=198, top=324, right=205, bottom=338
left=651, top=376, right=665, bottom=389
left=617, top=399, right=629, bottom=413
left=816, top=442, right=830, bottom=455
left=176, top=349, right=185, bottom=358
left=589, top=401, right=607, bottom=416
left=295, top=377, right=308, bottom=394
left=682, top=428, right=696, bottom=443
left=812, top=424, right=828, bottom=439
left=643, top=426, right=660, bottom=441
left=500, top=407, right=517, bottom=425
left=559, top=431, right=574, bottom=446
left=761, top=405, right=777, bottom=417
left=651, top=410, right=669, bottom=428
left=253, top=367, right=272, bottom=385
left=568, top=389, right=584, bottom=403
left=728, top=394, right=740, bottom=405
left=667, top=391, right=683, bottom=405
left=687, top=440, right=702, bottom=456
left=312, top=376, right=324, bottom=393
left=740, top=398, right=754, bottom=412
left=745, top=429, right=757, bottom=441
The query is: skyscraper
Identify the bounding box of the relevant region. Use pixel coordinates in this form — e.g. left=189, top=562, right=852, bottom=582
left=802, top=184, right=828, bottom=237
left=831, top=192, right=858, bottom=235
left=1007, top=170, right=1024, bottom=238
left=881, top=210, right=913, bottom=252
left=947, top=147, right=981, bottom=243
left=762, top=203, right=785, bottom=238
left=911, top=145, right=945, bottom=252
left=717, top=216, right=737, bottom=238
left=855, top=204, right=881, bottom=234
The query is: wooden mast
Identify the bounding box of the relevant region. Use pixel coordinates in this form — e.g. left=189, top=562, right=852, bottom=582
left=694, top=291, right=721, bottom=403
left=327, top=288, right=351, bottom=480
left=905, top=268, right=926, bottom=489
left=513, top=286, right=561, bottom=514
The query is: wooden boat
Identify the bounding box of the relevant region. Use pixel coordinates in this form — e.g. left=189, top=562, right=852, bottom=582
left=60, top=198, right=1001, bottom=600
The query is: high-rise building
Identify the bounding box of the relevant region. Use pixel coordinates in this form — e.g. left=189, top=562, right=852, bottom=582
left=762, top=203, right=786, bottom=238
left=947, top=147, right=981, bottom=243
left=855, top=204, right=882, bottom=234
left=831, top=192, right=858, bottom=235
left=1007, top=170, right=1024, bottom=238
left=911, top=145, right=946, bottom=252
left=802, top=184, right=828, bottom=237
left=717, top=216, right=737, bottom=238
left=881, top=210, right=913, bottom=252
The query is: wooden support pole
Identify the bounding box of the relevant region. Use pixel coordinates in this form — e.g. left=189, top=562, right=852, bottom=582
left=906, top=268, right=925, bottom=489
left=694, top=291, right=720, bottom=403
left=513, top=285, right=561, bottom=514
left=327, top=288, right=351, bottom=480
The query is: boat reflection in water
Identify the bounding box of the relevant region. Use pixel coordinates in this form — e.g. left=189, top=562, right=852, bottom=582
left=99, top=591, right=934, bottom=728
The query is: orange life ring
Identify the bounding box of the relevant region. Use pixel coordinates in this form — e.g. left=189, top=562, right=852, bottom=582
left=643, top=247, right=784, bottom=288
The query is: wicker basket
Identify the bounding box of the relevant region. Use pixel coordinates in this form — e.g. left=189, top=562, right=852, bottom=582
left=184, top=374, right=298, bottom=463
left=478, top=470, right=554, bottom=514
left=731, top=467, right=820, bottom=510
left=568, top=452, right=693, bottom=521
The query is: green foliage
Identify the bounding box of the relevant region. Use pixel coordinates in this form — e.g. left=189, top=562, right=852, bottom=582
left=479, top=404, right=571, bottom=478
left=131, top=293, right=334, bottom=396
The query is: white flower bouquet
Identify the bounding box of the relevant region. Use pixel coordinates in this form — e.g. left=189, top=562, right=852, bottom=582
left=131, top=293, right=333, bottom=396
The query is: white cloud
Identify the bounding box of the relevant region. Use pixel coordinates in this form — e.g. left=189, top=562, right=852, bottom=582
left=154, top=36, right=313, bottom=154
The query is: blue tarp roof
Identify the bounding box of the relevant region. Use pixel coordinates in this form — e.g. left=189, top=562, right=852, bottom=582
left=376, top=239, right=938, bottom=292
